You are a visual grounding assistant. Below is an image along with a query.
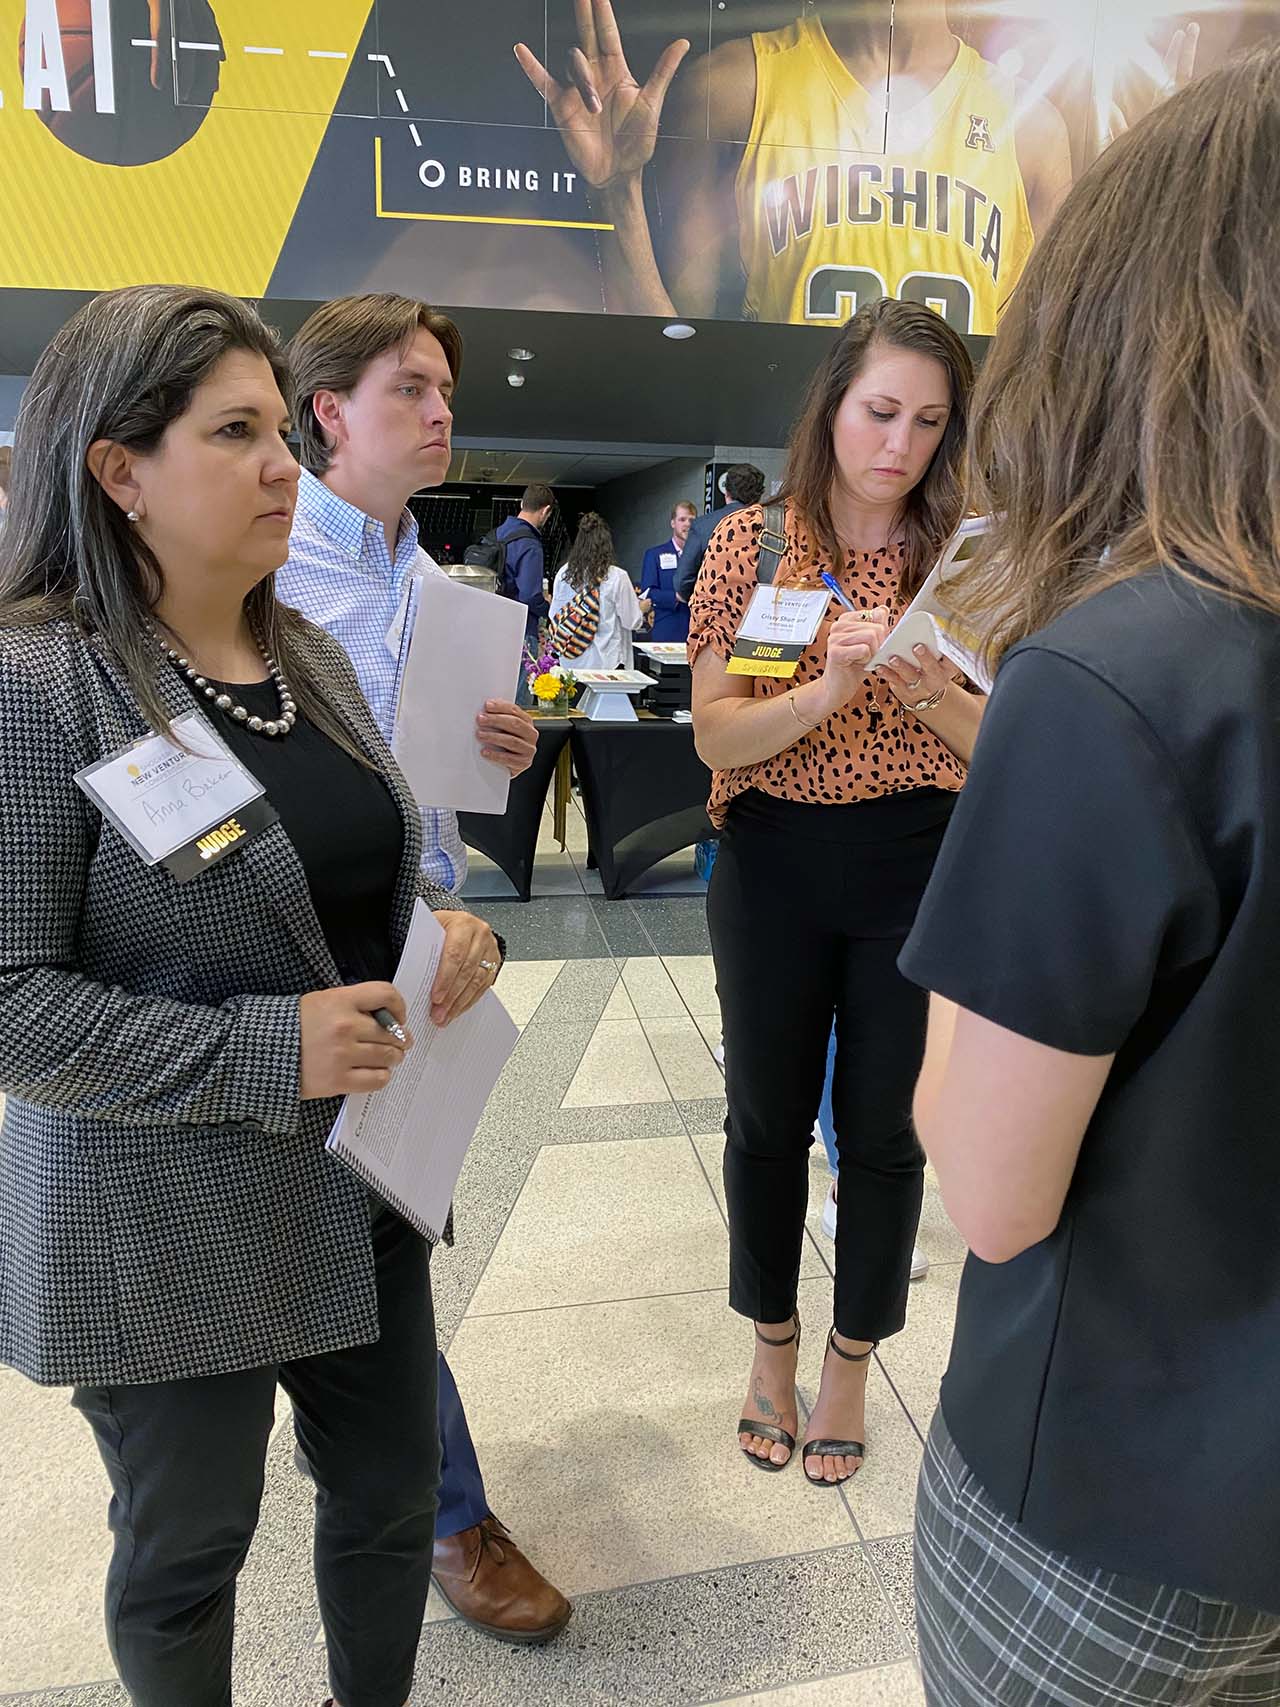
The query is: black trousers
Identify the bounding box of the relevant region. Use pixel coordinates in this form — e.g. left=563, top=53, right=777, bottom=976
left=72, top=1208, right=438, bottom=1707
left=708, top=788, right=952, bottom=1343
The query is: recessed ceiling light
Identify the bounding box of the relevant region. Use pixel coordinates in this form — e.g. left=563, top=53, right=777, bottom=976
left=662, top=322, right=697, bottom=340
left=507, top=347, right=535, bottom=361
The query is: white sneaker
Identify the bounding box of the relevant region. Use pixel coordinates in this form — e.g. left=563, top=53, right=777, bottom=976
left=820, top=1181, right=929, bottom=1279
left=713, top=1041, right=725, bottom=1069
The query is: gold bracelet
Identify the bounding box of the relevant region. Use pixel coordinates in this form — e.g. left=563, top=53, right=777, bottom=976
left=788, top=691, right=817, bottom=730
left=907, top=683, right=947, bottom=714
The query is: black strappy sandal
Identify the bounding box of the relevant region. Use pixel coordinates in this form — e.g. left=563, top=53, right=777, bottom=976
left=736, top=1313, right=801, bottom=1473
left=802, top=1328, right=878, bottom=1487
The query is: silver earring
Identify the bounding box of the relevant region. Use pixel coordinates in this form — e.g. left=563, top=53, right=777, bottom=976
left=126, top=510, right=140, bottom=523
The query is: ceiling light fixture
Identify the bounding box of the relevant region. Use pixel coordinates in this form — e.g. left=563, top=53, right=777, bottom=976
left=507, top=347, right=535, bottom=361
left=662, top=322, right=696, bottom=340
left=506, top=371, right=526, bottom=388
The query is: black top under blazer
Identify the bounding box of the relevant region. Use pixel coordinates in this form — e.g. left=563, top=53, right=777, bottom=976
left=0, top=616, right=460, bottom=1388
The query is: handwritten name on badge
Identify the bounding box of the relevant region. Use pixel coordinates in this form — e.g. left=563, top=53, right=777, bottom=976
left=76, top=714, right=267, bottom=872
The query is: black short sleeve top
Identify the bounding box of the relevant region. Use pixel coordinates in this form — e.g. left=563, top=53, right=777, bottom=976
left=900, top=566, right=1280, bottom=1614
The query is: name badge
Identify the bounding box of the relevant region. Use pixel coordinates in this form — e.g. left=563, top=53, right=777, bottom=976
left=659, top=552, right=678, bottom=570
left=75, top=712, right=277, bottom=883
left=726, top=587, right=831, bottom=678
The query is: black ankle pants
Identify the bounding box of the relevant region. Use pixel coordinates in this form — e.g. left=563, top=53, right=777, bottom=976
left=707, top=788, right=953, bottom=1343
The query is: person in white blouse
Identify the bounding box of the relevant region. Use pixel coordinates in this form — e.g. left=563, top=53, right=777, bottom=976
left=549, top=512, right=651, bottom=670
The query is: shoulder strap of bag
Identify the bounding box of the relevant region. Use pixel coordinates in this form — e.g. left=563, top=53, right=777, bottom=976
left=756, top=503, right=787, bottom=585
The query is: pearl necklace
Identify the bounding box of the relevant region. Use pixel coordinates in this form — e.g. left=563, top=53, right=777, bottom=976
left=155, top=632, right=297, bottom=738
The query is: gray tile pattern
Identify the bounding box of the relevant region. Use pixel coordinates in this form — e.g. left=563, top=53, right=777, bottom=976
left=471, top=892, right=713, bottom=963
left=865, top=1536, right=919, bottom=1654
left=395, top=1546, right=908, bottom=1707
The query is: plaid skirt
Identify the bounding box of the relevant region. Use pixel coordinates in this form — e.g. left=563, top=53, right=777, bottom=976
left=915, top=1411, right=1280, bottom=1706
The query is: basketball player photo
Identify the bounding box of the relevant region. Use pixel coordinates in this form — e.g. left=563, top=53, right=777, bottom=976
left=516, top=0, right=1205, bottom=330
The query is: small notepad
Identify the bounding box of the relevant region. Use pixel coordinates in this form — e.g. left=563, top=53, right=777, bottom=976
left=325, top=902, right=518, bottom=1242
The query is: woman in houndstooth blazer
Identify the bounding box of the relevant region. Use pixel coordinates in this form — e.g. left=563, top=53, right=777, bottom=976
left=0, top=286, right=503, bottom=1707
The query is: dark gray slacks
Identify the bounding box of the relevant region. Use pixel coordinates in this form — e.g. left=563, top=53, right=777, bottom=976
left=73, top=1208, right=438, bottom=1707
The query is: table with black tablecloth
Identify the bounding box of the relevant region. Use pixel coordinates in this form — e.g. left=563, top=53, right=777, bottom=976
left=457, top=713, right=716, bottom=901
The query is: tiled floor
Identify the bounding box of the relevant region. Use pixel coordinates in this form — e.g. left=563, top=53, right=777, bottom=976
left=0, top=867, right=965, bottom=1705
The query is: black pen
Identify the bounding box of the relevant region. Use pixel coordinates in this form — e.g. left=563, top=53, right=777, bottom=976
left=372, top=1007, right=408, bottom=1044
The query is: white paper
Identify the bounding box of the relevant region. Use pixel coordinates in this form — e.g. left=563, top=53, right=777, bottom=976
left=326, top=903, right=518, bottom=1242
left=866, top=517, right=994, bottom=692
left=74, top=713, right=264, bottom=865
left=392, top=573, right=527, bottom=815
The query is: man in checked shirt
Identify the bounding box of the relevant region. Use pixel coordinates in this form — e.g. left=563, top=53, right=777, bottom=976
left=276, top=294, right=572, bottom=1647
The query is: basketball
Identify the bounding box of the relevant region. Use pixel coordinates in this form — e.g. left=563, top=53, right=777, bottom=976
left=19, top=1, right=97, bottom=125
left=18, top=0, right=223, bottom=166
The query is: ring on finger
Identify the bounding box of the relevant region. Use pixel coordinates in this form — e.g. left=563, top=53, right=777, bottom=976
left=479, top=958, right=498, bottom=974
left=904, top=676, right=924, bottom=692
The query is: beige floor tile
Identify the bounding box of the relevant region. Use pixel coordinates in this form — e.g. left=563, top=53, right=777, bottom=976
left=467, top=1135, right=727, bottom=1314
left=542, top=800, right=590, bottom=856
left=695, top=1013, right=726, bottom=1057
left=691, top=1136, right=831, bottom=1283
left=619, top=956, right=687, bottom=1018
left=710, top=1660, right=925, bottom=1706
left=445, top=1288, right=859, bottom=1599
left=644, top=1014, right=724, bottom=1101
left=561, top=1017, right=671, bottom=1107
left=493, top=959, right=565, bottom=1028
left=793, top=1277, right=922, bottom=1541
left=601, top=973, right=638, bottom=1021
left=662, top=953, right=721, bottom=1016
left=0, top=1370, right=114, bottom=1693
left=875, top=1264, right=961, bottom=1435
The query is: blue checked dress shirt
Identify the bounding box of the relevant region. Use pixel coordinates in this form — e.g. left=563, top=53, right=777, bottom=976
left=276, top=468, right=467, bottom=892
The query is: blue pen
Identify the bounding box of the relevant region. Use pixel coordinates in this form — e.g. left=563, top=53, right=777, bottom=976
left=819, top=570, right=856, bottom=610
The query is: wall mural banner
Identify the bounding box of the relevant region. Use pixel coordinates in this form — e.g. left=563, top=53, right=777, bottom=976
left=3, top=1, right=1278, bottom=331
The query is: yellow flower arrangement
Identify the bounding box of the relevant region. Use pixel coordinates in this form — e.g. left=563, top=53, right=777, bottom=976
left=532, top=672, right=562, bottom=703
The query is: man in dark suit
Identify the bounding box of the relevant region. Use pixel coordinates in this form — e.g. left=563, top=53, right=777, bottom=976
left=674, top=463, right=767, bottom=603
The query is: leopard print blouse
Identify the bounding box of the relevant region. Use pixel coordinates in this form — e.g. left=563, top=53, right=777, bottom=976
left=687, top=503, right=967, bottom=828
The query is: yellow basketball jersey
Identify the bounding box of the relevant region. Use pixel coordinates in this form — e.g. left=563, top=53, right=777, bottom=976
left=735, top=17, right=1034, bottom=334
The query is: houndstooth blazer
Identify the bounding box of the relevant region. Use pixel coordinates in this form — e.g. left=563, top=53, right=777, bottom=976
left=0, top=616, right=462, bottom=1388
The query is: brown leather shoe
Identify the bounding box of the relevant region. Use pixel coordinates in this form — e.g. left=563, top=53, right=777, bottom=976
left=431, top=1516, right=572, bottom=1645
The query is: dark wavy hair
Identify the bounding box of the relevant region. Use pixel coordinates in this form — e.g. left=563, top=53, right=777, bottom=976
left=775, top=298, right=973, bottom=598
left=565, top=512, right=615, bottom=593
left=952, top=42, right=1280, bottom=665
left=0, top=285, right=365, bottom=761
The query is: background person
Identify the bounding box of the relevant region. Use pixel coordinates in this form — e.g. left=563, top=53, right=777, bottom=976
left=279, top=293, right=571, bottom=1648
left=904, top=45, right=1280, bottom=1704
left=640, top=498, right=697, bottom=644
left=674, top=463, right=766, bottom=603
left=0, top=284, right=502, bottom=1707
left=499, top=480, right=554, bottom=640
left=689, top=298, right=980, bottom=1487
left=549, top=511, right=649, bottom=670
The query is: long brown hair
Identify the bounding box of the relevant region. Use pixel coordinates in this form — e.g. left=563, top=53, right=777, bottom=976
left=565, top=512, right=615, bottom=594
left=953, top=43, right=1280, bottom=664
left=776, top=297, right=973, bottom=598
left=0, top=285, right=368, bottom=762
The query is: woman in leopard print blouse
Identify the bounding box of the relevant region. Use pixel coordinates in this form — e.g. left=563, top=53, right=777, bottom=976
left=689, top=299, right=984, bottom=1488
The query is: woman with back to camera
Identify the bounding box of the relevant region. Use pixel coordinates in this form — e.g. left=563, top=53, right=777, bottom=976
left=901, top=45, right=1280, bottom=1703
left=689, top=298, right=981, bottom=1485
left=548, top=509, right=650, bottom=669
left=0, top=284, right=503, bottom=1707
